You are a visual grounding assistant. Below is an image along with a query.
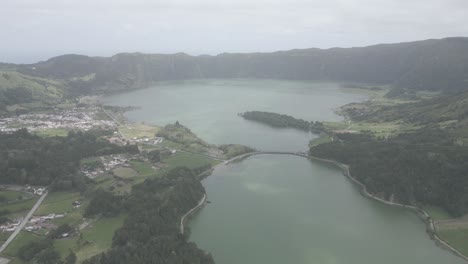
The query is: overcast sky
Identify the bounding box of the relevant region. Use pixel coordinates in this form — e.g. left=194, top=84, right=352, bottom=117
left=1, top=0, right=468, bottom=63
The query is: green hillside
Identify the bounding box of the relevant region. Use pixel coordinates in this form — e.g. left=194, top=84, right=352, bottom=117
left=0, top=71, right=65, bottom=114
left=9, top=37, right=468, bottom=97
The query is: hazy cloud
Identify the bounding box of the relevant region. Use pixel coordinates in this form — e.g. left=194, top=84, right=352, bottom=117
left=1, top=0, right=467, bottom=63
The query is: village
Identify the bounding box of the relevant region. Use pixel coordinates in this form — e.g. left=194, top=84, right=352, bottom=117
left=0, top=186, right=79, bottom=237
left=0, top=107, right=115, bottom=133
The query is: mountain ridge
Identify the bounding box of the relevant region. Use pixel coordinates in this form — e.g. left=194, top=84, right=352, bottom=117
left=1, top=37, right=467, bottom=110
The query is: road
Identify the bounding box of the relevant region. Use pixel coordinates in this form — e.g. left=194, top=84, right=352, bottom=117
left=180, top=194, right=207, bottom=234
left=101, top=107, right=127, bottom=140
left=0, top=192, right=48, bottom=254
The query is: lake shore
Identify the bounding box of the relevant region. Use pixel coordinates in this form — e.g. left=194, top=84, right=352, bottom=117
left=309, top=155, right=468, bottom=262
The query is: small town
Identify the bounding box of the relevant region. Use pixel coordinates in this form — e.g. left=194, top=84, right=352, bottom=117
left=0, top=107, right=115, bottom=133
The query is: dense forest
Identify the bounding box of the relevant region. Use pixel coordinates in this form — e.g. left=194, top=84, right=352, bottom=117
left=0, top=129, right=138, bottom=189
left=310, top=129, right=468, bottom=217
left=241, top=111, right=325, bottom=133
left=83, top=167, right=214, bottom=264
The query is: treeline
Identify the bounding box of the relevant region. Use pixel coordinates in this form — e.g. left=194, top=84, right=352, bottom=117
left=83, top=167, right=214, bottom=264
left=0, top=129, right=138, bottom=189
left=241, top=111, right=325, bottom=133
left=310, top=129, right=468, bottom=217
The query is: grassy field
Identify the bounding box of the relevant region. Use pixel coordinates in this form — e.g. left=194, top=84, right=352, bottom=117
left=323, top=121, right=348, bottom=131
left=0, top=191, right=33, bottom=203
left=437, top=228, right=468, bottom=257
left=0, top=197, right=38, bottom=216
left=1, top=231, right=42, bottom=261
left=309, top=134, right=332, bottom=147
left=129, top=160, right=154, bottom=176
left=0, top=71, right=64, bottom=109
left=424, top=205, right=452, bottom=221
left=35, top=192, right=82, bottom=216
left=119, top=124, right=160, bottom=139
left=53, top=214, right=127, bottom=262
left=163, top=152, right=220, bottom=170
left=34, top=128, right=70, bottom=137
left=113, top=167, right=138, bottom=179
left=349, top=121, right=418, bottom=137
left=160, top=139, right=184, bottom=149
left=339, top=86, right=390, bottom=99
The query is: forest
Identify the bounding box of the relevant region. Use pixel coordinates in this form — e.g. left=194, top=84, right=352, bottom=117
left=83, top=167, right=214, bottom=264
left=310, top=129, right=468, bottom=217
left=0, top=129, right=138, bottom=190
left=16, top=166, right=213, bottom=264
left=241, top=111, right=325, bottom=133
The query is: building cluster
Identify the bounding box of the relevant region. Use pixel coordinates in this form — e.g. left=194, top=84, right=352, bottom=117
left=25, top=186, right=46, bottom=196
left=0, top=107, right=116, bottom=133
left=82, top=154, right=138, bottom=178
left=133, top=136, right=164, bottom=145
left=0, top=218, right=23, bottom=232
left=24, top=213, right=66, bottom=233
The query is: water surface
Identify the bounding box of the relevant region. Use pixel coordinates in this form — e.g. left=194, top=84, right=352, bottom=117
left=103, top=79, right=365, bottom=151
left=103, top=79, right=465, bottom=264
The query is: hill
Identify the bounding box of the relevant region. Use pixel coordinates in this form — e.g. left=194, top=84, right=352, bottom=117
left=5, top=37, right=468, bottom=97
left=0, top=71, right=66, bottom=115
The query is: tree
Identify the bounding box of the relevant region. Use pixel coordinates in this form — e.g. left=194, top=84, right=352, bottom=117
left=65, top=250, right=77, bottom=264
left=35, top=247, right=60, bottom=264
left=147, top=150, right=161, bottom=162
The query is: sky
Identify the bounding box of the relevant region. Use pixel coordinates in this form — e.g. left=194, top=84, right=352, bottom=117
left=1, top=0, right=468, bottom=63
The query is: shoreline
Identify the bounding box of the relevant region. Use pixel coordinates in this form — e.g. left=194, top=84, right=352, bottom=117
left=309, top=155, right=468, bottom=262
left=180, top=193, right=207, bottom=234
left=180, top=151, right=468, bottom=262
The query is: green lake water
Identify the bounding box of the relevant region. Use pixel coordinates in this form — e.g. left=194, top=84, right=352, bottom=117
left=103, top=79, right=465, bottom=264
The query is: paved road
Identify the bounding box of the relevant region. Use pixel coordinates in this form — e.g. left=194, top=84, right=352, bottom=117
left=0, top=192, right=48, bottom=254
left=180, top=194, right=206, bottom=234
left=101, top=107, right=127, bottom=140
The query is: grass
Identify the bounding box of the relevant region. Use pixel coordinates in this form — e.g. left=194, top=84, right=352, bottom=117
left=119, top=124, right=160, bottom=139
left=339, top=86, right=390, bottom=98
left=34, top=128, right=69, bottom=137
left=54, top=214, right=127, bottom=262
left=0, top=197, right=38, bottom=215
left=80, top=157, right=102, bottom=166
left=0, top=71, right=64, bottom=105
left=2, top=231, right=42, bottom=259
left=93, top=111, right=111, bottom=121
left=35, top=192, right=81, bottom=215
left=159, top=139, right=184, bottom=149
left=113, top=167, right=138, bottom=179
left=0, top=191, right=32, bottom=203
left=424, top=205, right=452, bottom=221
left=0, top=232, right=11, bottom=244
left=163, top=152, right=220, bottom=170
left=129, top=160, right=154, bottom=176
left=323, top=121, right=348, bottom=131
left=437, top=228, right=468, bottom=257
left=138, top=144, right=159, bottom=150
left=342, top=121, right=420, bottom=137
left=309, top=134, right=332, bottom=147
